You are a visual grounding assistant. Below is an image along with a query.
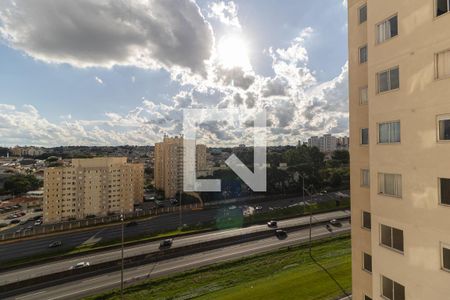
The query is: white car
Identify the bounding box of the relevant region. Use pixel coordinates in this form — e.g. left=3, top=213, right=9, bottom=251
left=70, top=262, right=90, bottom=270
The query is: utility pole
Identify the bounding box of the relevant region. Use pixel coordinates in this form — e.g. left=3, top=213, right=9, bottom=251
left=120, top=213, right=124, bottom=300
left=179, top=191, right=182, bottom=228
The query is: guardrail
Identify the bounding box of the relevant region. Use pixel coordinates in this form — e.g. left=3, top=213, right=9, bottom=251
left=0, top=215, right=350, bottom=297
left=0, top=203, right=202, bottom=241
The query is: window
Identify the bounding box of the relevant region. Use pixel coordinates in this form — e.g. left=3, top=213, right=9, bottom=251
left=362, top=211, right=371, bottom=229
left=440, top=178, right=450, bottom=205
left=359, top=45, right=368, bottom=64
left=365, top=296, right=373, bottom=300
left=361, top=128, right=369, bottom=145
left=378, top=173, right=402, bottom=197
left=436, top=0, right=450, bottom=17
left=360, top=86, right=368, bottom=104
left=435, top=50, right=450, bottom=79
left=363, top=252, right=372, bottom=273
left=377, top=67, right=399, bottom=93
left=377, top=15, right=398, bottom=44
left=438, top=115, right=450, bottom=141
left=382, top=276, right=405, bottom=300
left=443, top=245, right=450, bottom=271
left=380, top=224, right=404, bottom=252
left=359, top=4, right=367, bottom=24
left=361, top=169, right=370, bottom=187
left=378, top=121, right=401, bottom=144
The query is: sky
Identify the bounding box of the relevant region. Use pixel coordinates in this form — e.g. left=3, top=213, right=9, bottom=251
left=0, top=0, right=349, bottom=147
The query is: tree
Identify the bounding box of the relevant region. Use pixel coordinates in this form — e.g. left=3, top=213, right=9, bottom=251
left=3, top=174, right=42, bottom=195
left=332, top=150, right=349, bottom=165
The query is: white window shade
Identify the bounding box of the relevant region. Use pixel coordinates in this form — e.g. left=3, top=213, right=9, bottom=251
left=436, top=50, right=450, bottom=79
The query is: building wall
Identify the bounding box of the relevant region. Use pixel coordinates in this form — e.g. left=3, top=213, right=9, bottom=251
left=43, top=157, right=144, bottom=223
left=349, top=0, right=450, bottom=299
left=154, top=136, right=207, bottom=198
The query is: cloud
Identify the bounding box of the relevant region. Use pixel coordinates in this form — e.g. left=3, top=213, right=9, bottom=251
left=0, top=25, right=348, bottom=147
left=0, top=0, right=214, bottom=75
left=94, top=76, right=104, bottom=85
left=208, top=1, right=241, bottom=29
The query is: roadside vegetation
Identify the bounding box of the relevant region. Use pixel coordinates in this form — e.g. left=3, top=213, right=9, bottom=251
left=86, top=234, right=351, bottom=300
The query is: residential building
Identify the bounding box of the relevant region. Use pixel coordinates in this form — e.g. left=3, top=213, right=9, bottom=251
left=349, top=1, right=450, bottom=299
left=154, top=136, right=208, bottom=198
left=43, top=157, right=144, bottom=223
left=308, top=134, right=348, bottom=152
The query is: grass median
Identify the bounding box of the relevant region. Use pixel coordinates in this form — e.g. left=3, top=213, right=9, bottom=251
left=86, top=234, right=351, bottom=300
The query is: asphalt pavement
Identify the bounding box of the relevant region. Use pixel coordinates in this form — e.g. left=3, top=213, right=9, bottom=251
left=5, top=221, right=351, bottom=300
left=0, top=191, right=348, bottom=263
left=0, top=210, right=349, bottom=285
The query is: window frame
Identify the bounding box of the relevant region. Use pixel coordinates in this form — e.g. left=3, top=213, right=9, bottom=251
left=362, top=252, right=372, bottom=273
left=380, top=275, right=405, bottom=300
left=360, top=86, right=369, bottom=105
left=437, top=114, right=450, bottom=142
left=435, top=0, right=450, bottom=18
left=364, top=296, right=373, bottom=300
left=361, top=128, right=369, bottom=145
left=378, top=121, right=401, bottom=144
left=434, top=48, right=450, bottom=80
left=380, top=224, right=404, bottom=254
left=378, top=173, right=402, bottom=198
left=359, top=44, right=368, bottom=64
left=441, top=243, right=450, bottom=272
left=439, top=177, right=450, bottom=206
left=376, top=14, right=399, bottom=44
left=362, top=211, right=371, bottom=230
left=359, top=3, right=368, bottom=24
left=377, top=66, right=400, bottom=94
left=361, top=169, right=370, bottom=187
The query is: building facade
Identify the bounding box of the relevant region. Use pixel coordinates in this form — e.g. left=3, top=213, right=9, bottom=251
left=308, top=134, right=348, bottom=152
left=349, top=1, right=450, bottom=299
left=43, top=157, right=144, bottom=223
left=154, top=136, right=208, bottom=198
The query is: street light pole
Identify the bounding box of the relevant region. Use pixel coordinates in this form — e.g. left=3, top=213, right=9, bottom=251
left=179, top=191, right=182, bottom=228
left=120, top=213, right=124, bottom=300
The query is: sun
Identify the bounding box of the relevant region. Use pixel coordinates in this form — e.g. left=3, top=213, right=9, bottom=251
left=217, top=35, right=251, bottom=70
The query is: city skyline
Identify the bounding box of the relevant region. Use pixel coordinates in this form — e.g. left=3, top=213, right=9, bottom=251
left=0, top=0, right=349, bottom=147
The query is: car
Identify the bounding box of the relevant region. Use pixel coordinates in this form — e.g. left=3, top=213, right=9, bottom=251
left=159, top=238, right=173, bottom=249
left=329, top=219, right=342, bottom=227
left=9, top=219, right=20, bottom=224
left=267, top=220, right=278, bottom=228
left=34, top=220, right=42, bottom=226
left=255, top=206, right=263, bottom=210
left=33, top=215, right=42, bottom=221
left=170, top=198, right=178, bottom=205
left=155, top=200, right=165, bottom=208
left=15, top=228, right=23, bottom=234
left=275, top=229, right=287, bottom=239
left=19, top=220, right=27, bottom=225
left=48, top=241, right=62, bottom=248
left=134, top=208, right=143, bottom=212
left=26, top=225, right=33, bottom=230
left=70, top=262, right=90, bottom=270
left=19, top=212, right=26, bottom=216
left=126, top=221, right=138, bottom=227
left=228, top=205, right=237, bottom=210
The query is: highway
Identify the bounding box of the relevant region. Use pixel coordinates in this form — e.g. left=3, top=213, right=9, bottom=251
left=0, top=210, right=349, bottom=285
left=5, top=221, right=351, bottom=300
left=0, top=191, right=348, bottom=263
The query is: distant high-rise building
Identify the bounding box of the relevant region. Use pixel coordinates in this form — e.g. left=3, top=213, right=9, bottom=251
left=308, top=134, right=348, bottom=152
left=43, top=157, right=144, bottom=223
left=349, top=1, right=450, bottom=299
left=154, top=136, right=208, bottom=198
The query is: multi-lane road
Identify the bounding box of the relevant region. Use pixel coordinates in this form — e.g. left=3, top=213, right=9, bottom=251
left=0, top=191, right=348, bottom=263
left=5, top=220, right=351, bottom=300
left=0, top=210, right=349, bottom=285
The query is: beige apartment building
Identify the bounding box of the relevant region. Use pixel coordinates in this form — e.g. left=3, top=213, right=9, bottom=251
left=43, top=157, right=144, bottom=223
left=349, top=1, right=450, bottom=299
left=154, top=136, right=208, bottom=198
